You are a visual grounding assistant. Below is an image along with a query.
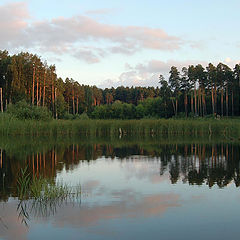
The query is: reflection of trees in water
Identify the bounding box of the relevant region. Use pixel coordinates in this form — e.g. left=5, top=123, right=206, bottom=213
left=166, top=144, right=240, bottom=187
left=0, top=143, right=240, bottom=201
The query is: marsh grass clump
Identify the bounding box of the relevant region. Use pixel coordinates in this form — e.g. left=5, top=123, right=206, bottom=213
left=17, top=167, right=31, bottom=200
left=17, top=167, right=81, bottom=202
left=16, top=168, right=81, bottom=226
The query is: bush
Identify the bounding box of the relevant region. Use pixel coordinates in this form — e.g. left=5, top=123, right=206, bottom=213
left=7, top=100, right=52, bottom=121
left=62, top=113, right=75, bottom=120
left=173, top=112, right=187, bottom=119
left=62, top=112, right=89, bottom=120
left=55, top=95, right=67, bottom=118
left=78, top=112, right=89, bottom=120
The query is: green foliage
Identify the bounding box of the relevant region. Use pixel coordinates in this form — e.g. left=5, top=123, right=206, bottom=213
left=91, top=97, right=167, bottom=119
left=62, top=113, right=75, bottom=120
left=91, top=105, right=110, bottom=119
left=7, top=100, right=52, bottom=121
left=62, top=112, right=89, bottom=120
left=136, top=104, right=145, bottom=119
left=77, top=112, right=89, bottom=120
left=55, top=94, right=67, bottom=118
left=91, top=102, right=136, bottom=119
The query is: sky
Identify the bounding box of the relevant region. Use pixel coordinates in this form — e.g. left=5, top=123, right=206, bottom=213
left=0, top=0, right=240, bottom=88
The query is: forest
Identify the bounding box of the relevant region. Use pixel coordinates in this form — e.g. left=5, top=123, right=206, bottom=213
left=1, top=50, right=240, bottom=120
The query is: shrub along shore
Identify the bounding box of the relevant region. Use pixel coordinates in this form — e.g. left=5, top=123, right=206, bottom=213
left=1, top=112, right=240, bottom=139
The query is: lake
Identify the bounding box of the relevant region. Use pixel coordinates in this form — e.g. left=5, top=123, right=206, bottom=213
left=0, top=137, right=240, bottom=240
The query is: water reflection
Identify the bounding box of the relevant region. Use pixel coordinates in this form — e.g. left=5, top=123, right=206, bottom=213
left=0, top=139, right=240, bottom=239
left=0, top=142, right=240, bottom=201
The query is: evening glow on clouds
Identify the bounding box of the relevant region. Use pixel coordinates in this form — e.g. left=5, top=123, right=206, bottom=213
left=0, top=0, right=240, bottom=87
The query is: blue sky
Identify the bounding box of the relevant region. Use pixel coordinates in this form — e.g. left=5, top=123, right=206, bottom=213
left=0, top=0, right=239, bottom=87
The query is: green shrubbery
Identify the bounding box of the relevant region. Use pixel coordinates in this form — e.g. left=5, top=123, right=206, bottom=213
left=91, top=102, right=136, bottom=119
left=76, top=112, right=89, bottom=120
left=62, top=112, right=89, bottom=120
left=7, top=100, right=52, bottom=121
left=91, top=97, right=172, bottom=119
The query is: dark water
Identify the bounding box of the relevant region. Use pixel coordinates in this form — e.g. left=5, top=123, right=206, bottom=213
left=0, top=139, right=240, bottom=240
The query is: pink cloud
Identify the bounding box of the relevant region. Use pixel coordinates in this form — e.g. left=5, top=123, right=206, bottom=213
left=52, top=192, right=180, bottom=228
left=0, top=202, right=29, bottom=240
left=0, top=2, right=29, bottom=48
left=0, top=2, right=184, bottom=62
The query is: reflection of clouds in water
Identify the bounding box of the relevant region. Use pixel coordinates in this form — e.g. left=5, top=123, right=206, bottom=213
left=120, top=157, right=168, bottom=184
left=83, top=180, right=100, bottom=192
left=0, top=157, right=179, bottom=239
left=52, top=192, right=180, bottom=228
left=0, top=181, right=180, bottom=239
left=0, top=201, right=29, bottom=240
left=191, top=195, right=205, bottom=202
left=150, top=174, right=169, bottom=184
left=111, top=188, right=135, bottom=200
left=0, top=190, right=182, bottom=240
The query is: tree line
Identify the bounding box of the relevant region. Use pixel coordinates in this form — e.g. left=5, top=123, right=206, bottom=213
left=1, top=50, right=240, bottom=119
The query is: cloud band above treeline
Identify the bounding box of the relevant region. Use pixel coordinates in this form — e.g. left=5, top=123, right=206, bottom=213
left=0, top=2, right=185, bottom=63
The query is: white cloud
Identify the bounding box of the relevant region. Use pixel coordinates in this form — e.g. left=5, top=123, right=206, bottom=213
left=0, top=2, right=185, bottom=63
left=99, top=59, right=209, bottom=88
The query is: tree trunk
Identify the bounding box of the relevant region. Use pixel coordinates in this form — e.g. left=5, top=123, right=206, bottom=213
left=202, top=88, right=206, bottom=116
left=221, top=88, right=224, bottom=117
left=214, top=83, right=217, bottom=115
left=72, top=95, right=75, bottom=115
left=226, top=85, right=228, bottom=117
left=232, top=91, right=234, bottom=116
left=36, top=71, right=39, bottom=106
left=198, top=88, right=200, bottom=116
left=191, top=92, right=193, bottom=114
left=39, top=84, right=42, bottom=106
left=76, top=98, right=79, bottom=114
left=194, top=85, right=197, bottom=116
left=211, top=84, right=215, bottom=115
left=52, top=82, right=54, bottom=113
left=198, top=88, right=202, bottom=117
left=176, top=99, right=178, bottom=116
left=184, top=93, right=188, bottom=117
left=43, top=72, right=46, bottom=107
left=0, top=88, right=3, bottom=113
left=32, top=67, right=35, bottom=105
left=68, top=98, right=70, bottom=114
left=171, top=98, right=176, bottom=116
left=55, top=88, right=58, bottom=119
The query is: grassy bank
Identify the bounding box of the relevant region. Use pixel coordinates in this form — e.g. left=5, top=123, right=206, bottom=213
left=1, top=113, right=240, bottom=138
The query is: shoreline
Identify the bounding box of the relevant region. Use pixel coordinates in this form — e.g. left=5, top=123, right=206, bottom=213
left=1, top=115, right=240, bottom=138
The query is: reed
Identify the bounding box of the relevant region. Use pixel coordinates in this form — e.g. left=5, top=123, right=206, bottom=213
left=17, top=167, right=81, bottom=201
left=15, top=167, right=81, bottom=226
left=1, top=113, right=240, bottom=138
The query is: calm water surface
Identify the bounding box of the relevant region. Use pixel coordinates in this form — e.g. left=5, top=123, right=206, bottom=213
left=0, top=139, right=240, bottom=240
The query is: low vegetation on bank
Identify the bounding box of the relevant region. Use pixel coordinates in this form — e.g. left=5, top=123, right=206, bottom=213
left=1, top=108, right=240, bottom=138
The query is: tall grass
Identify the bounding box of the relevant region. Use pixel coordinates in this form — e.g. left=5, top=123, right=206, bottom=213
left=17, top=167, right=81, bottom=201
left=16, top=167, right=81, bottom=225
left=1, top=113, right=240, bottom=138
